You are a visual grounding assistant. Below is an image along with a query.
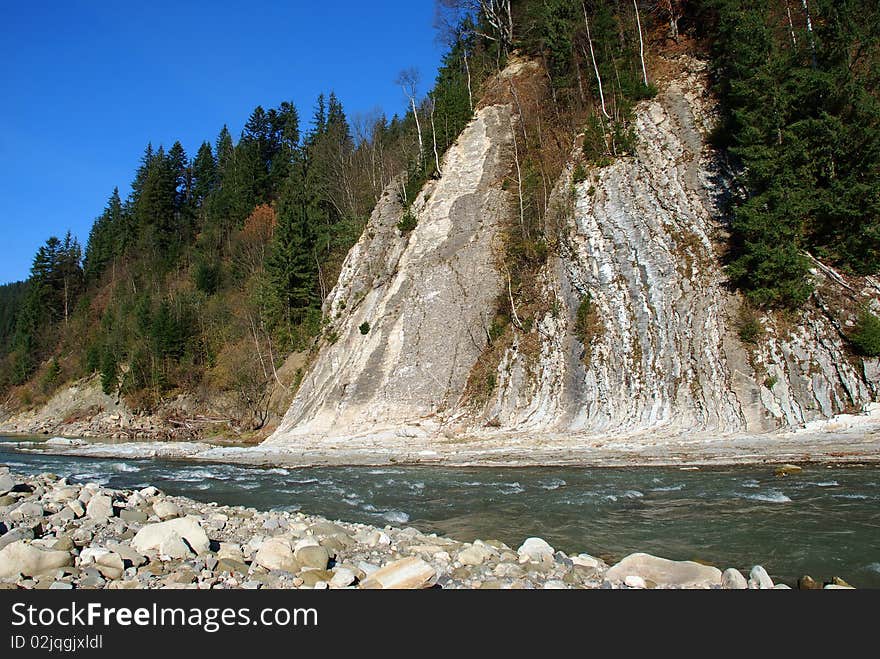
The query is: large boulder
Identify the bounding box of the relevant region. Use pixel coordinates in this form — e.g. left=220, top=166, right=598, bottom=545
left=360, top=557, right=436, bottom=589
left=605, top=553, right=722, bottom=588
left=721, top=568, right=748, bottom=590
left=254, top=538, right=301, bottom=573
left=0, top=471, right=15, bottom=496
left=517, top=537, right=555, bottom=563
left=131, top=517, right=210, bottom=555
left=86, top=494, right=114, bottom=520
left=0, top=541, right=72, bottom=578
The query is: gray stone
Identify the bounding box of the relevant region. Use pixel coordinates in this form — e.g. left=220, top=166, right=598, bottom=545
left=67, top=500, right=85, bottom=518
left=0, top=527, right=34, bottom=551
left=86, top=495, right=114, bottom=520
left=606, top=553, right=722, bottom=588
left=458, top=544, right=493, bottom=566
left=721, top=568, right=748, bottom=590
left=119, top=508, right=149, bottom=524
left=294, top=545, right=330, bottom=570
left=0, top=473, right=15, bottom=496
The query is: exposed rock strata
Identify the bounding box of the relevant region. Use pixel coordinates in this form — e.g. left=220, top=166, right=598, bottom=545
left=268, top=56, right=879, bottom=447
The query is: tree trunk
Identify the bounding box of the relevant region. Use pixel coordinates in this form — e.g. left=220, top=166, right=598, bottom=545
left=430, top=95, right=442, bottom=175
left=801, top=0, right=817, bottom=68
left=633, top=0, right=648, bottom=86
left=785, top=1, right=798, bottom=48
left=410, top=96, right=424, bottom=165
left=463, top=52, right=473, bottom=112
left=583, top=3, right=611, bottom=119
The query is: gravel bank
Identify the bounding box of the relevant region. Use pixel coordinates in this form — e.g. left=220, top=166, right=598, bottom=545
left=0, top=468, right=854, bottom=590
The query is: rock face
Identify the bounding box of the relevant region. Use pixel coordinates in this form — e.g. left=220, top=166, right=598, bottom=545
left=266, top=55, right=877, bottom=447
left=267, top=82, right=518, bottom=444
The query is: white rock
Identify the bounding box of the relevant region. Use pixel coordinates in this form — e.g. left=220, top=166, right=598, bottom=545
left=159, top=532, right=192, bottom=560
left=517, top=537, right=555, bottom=563
left=572, top=554, right=601, bottom=569
left=67, top=500, right=85, bottom=518
left=360, top=557, right=436, bottom=590
left=0, top=472, right=13, bottom=496
left=0, top=541, right=72, bottom=578
left=458, top=545, right=492, bottom=566
left=748, top=565, right=774, bottom=589
left=606, top=553, right=721, bottom=588
left=254, top=538, right=300, bottom=572
left=151, top=500, right=180, bottom=520
left=330, top=568, right=357, bottom=588
left=86, top=494, right=114, bottom=520
left=625, top=575, right=648, bottom=589
left=131, top=517, right=210, bottom=555
left=721, top=568, right=748, bottom=590
left=543, top=580, right=568, bottom=589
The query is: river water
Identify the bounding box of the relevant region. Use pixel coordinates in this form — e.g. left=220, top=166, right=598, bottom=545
left=2, top=437, right=879, bottom=587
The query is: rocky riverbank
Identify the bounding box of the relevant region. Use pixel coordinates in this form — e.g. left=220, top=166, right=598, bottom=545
left=0, top=467, right=854, bottom=590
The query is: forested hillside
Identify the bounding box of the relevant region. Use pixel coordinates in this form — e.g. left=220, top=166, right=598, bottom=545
left=2, top=0, right=878, bottom=437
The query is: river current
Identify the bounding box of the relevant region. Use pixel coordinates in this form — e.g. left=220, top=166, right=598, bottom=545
left=2, top=437, right=878, bottom=587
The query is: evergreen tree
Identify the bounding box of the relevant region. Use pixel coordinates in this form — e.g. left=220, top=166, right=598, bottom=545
left=191, top=141, right=217, bottom=207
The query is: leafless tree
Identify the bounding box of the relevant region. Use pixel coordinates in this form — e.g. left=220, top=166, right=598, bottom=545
left=801, top=0, right=817, bottom=68
left=436, top=0, right=514, bottom=53
left=582, top=2, right=611, bottom=119
left=785, top=0, right=798, bottom=48
left=633, top=0, right=648, bottom=86
left=428, top=95, right=442, bottom=174
left=396, top=68, right=424, bottom=166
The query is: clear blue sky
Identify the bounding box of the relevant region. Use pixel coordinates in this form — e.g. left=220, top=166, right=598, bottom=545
left=0, top=0, right=445, bottom=285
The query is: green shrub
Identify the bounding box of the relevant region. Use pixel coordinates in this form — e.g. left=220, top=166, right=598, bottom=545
left=41, top=358, right=60, bottom=392
left=736, top=310, right=763, bottom=345
left=850, top=310, right=880, bottom=357
left=194, top=261, right=221, bottom=295
left=359, top=321, right=371, bottom=335
left=572, top=162, right=588, bottom=184
left=100, top=349, right=117, bottom=395
left=397, top=209, right=418, bottom=234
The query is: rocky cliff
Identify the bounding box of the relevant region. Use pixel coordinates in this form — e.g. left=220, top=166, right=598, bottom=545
left=267, top=56, right=880, bottom=447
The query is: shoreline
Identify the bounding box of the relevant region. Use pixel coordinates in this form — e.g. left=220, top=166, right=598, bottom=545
left=0, top=469, right=848, bottom=590
left=4, top=429, right=880, bottom=471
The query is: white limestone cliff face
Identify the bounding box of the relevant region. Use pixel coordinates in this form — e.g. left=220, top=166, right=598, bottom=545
left=267, top=100, right=515, bottom=444
left=267, top=57, right=878, bottom=447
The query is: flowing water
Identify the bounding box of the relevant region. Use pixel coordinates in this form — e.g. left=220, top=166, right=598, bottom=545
left=2, top=437, right=879, bottom=587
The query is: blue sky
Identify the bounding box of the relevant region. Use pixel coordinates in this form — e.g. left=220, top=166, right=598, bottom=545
left=0, top=0, right=445, bottom=285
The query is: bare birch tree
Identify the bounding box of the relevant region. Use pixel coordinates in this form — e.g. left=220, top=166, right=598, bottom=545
left=633, top=0, right=648, bottom=86
left=582, top=2, right=611, bottom=119
left=397, top=68, right=424, bottom=167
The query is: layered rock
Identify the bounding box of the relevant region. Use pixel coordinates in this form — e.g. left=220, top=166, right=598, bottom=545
left=267, top=56, right=878, bottom=447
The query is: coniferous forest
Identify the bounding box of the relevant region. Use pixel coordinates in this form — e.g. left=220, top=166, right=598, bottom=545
left=1, top=0, right=878, bottom=433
